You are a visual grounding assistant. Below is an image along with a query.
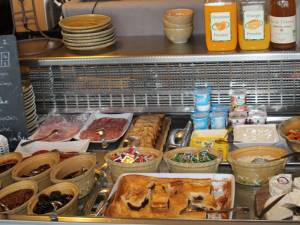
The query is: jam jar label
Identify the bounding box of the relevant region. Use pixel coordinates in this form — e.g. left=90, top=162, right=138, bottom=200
left=210, top=12, right=231, bottom=42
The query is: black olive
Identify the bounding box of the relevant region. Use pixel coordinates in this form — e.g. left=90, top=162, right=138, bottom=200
left=38, top=194, right=50, bottom=202
left=33, top=207, right=45, bottom=214
left=50, top=191, right=62, bottom=201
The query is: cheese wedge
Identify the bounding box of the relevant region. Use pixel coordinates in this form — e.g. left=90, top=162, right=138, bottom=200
left=269, top=174, right=292, bottom=197
left=265, top=194, right=293, bottom=220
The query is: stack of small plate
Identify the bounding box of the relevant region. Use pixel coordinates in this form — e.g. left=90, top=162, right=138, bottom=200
left=59, top=14, right=116, bottom=51
left=22, top=80, right=38, bottom=136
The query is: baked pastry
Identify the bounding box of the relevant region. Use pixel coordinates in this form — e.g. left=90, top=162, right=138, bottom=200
left=128, top=114, right=165, bottom=148
left=105, top=175, right=231, bottom=219
left=163, top=180, right=183, bottom=196
left=150, top=185, right=169, bottom=213
left=121, top=184, right=151, bottom=211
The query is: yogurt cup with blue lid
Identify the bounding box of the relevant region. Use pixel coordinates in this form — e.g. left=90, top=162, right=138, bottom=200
left=209, top=111, right=226, bottom=129
left=191, top=112, right=209, bottom=130
left=193, top=87, right=211, bottom=112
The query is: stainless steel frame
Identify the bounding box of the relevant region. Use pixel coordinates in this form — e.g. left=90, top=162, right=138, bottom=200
left=19, top=35, right=300, bottom=114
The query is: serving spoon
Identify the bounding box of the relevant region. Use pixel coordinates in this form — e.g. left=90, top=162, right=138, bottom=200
left=179, top=205, right=249, bottom=215
left=122, top=136, right=139, bottom=148
left=21, top=129, right=65, bottom=147
left=0, top=202, right=9, bottom=211
left=251, top=152, right=300, bottom=163
left=97, top=128, right=108, bottom=148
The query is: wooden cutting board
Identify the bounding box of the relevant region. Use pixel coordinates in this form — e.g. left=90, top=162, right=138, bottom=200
left=254, top=184, right=271, bottom=220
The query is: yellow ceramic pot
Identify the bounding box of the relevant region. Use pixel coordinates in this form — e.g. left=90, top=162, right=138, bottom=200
left=12, top=152, right=60, bottom=191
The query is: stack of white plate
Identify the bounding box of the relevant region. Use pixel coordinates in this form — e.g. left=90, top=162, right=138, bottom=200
left=22, top=80, right=38, bottom=136
left=59, top=14, right=116, bottom=51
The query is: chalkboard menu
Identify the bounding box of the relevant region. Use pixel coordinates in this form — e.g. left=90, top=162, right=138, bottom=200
left=0, top=35, right=28, bottom=149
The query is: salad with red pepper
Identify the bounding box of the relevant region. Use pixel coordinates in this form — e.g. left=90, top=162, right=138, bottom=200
left=287, top=129, right=300, bottom=141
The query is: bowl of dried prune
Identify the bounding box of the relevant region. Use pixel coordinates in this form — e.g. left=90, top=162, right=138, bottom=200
left=12, top=152, right=60, bottom=191
left=27, top=182, right=79, bottom=216
left=0, top=152, right=23, bottom=188
left=0, top=180, right=38, bottom=214
left=50, top=154, right=97, bottom=199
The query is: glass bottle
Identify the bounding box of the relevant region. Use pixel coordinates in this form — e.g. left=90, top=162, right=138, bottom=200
left=297, top=0, right=300, bottom=47
left=204, top=0, right=238, bottom=51
left=270, top=0, right=296, bottom=49
left=238, top=0, right=270, bottom=50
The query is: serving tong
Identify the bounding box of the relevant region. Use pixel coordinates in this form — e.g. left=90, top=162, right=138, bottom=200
left=21, top=129, right=66, bottom=147
left=179, top=205, right=249, bottom=215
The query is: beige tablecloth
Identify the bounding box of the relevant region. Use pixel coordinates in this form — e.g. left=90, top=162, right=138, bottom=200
left=62, top=0, right=205, bottom=37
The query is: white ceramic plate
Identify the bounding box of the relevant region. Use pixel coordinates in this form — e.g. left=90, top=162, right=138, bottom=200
left=63, top=32, right=115, bottom=45
left=109, top=173, right=235, bottom=219
left=61, top=21, right=112, bottom=33
left=15, top=139, right=90, bottom=158
left=74, top=113, right=133, bottom=143
left=63, top=34, right=115, bottom=47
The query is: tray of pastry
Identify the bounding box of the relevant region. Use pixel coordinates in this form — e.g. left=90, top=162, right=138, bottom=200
left=102, top=173, right=235, bottom=220
left=118, top=114, right=171, bottom=151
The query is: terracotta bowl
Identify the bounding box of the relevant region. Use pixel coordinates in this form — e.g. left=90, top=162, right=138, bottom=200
left=163, top=26, right=193, bottom=44
left=163, top=147, right=222, bottom=173
left=163, top=8, right=194, bottom=25
left=104, top=147, right=163, bottom=182
left=27, top=182, right=79, bottom=216
left=0, top=152, right=23, bottom=188
left=278, top=116, right=300, bottom=159
left=12, top=152, right=60, bottom=191
left=0, top=180, right=38, bottom=215
left=227, top=146, right=288, bottom=186
left=50, top=154, right=97, bottom=199
left=162, top=17, right=193, bottom=29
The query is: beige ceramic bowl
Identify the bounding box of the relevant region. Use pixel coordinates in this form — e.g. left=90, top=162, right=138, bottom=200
left=12, top=152, right=60, bottom=191
left=163, top=26, right=193, bottom=43
left=104, top=147, right=163, bottom=182
left=227, top=146, right=288, bottom=186
left=163, top=147, right=222, bottom=173
left=278, top=116, right=300, bottom=159
left=0, top=152, right=23, bottom=188
left=50, top=154, right=97, bottom=199
left=164, top=8, right=194, bottom=25
left=0, top=180, right=38, bottom=214
left=27, top=182, right=79, bottom=216
left=162, top=17, right=193, bottom=29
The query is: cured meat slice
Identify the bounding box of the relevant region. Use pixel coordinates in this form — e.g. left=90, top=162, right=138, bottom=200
left=79, top=117, right=128, bottom=141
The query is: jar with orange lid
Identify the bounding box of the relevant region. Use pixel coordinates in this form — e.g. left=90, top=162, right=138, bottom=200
left=237, top=0, right=270, bottom=50
left=204, top=0, right=238, bottom=51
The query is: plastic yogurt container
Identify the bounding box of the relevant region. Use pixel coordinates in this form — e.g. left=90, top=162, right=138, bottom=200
left=229, top=111, right=248, bottom=127
left=249, top=111, right=267, bottom=125
left=229, top=89, right=247, bottom=112
left=191, top=112, right=209, bottom=130
left=193, top=87, right=211, bottom=112
left=209, top=112, right=227, bottom=129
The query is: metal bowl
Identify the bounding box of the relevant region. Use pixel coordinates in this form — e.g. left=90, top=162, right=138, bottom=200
left=278, top=116, right=300, bottom=158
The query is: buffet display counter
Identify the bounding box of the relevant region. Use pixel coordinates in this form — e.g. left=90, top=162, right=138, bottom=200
left=7, top=34, right=300, bottom=224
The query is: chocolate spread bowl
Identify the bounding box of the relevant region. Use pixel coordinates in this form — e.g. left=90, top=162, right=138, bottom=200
left=12, top=152, right=60, bottom=191
left=0, top=180, right=38, bottom=214
left=50, top=154, right=97, bottom=199
left=27, top=182, right=79, bottom=216
left=0, top=152, right=23, bottom=188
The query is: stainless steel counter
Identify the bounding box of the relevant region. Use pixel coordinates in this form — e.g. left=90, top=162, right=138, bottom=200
left=1, top=115, right=298, bottom=224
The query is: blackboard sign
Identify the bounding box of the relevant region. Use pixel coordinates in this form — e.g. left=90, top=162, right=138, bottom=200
left=0, top=35, right=28, bottom=149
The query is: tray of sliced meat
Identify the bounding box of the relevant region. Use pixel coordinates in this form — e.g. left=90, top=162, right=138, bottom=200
left=28, top=114, right=89, bottom=142
left=74, top=113, right=133, bottom=143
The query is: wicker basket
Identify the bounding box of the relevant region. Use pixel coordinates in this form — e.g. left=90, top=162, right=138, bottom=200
left=104, top=147, right=163, bottom=182
left=163, top=147, right=222, bottom=173
left=227, top=146, right=288, bottom=186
